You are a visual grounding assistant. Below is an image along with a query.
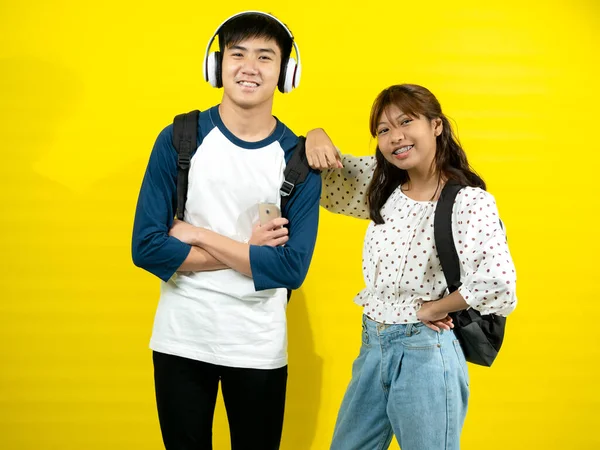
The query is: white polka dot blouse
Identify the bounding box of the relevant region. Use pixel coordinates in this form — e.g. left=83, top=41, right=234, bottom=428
left=320, top=154, right=517, bottom=324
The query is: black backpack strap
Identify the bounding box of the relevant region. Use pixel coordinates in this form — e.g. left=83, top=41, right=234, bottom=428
left=434, top=181, right=465, bottom=293
left=172, top=110, right=200, bottom=220
left=434, top=182, right=508, bottom=367
left=280, top=136, right=309, bottom=212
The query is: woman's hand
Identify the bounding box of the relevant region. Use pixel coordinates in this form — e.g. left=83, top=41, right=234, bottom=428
left=305, top=128, right=343, bottom=170
left=417, top=300, right=454, bottom=332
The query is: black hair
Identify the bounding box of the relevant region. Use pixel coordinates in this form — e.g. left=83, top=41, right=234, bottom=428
left=218, top=13, right=293, bottom=66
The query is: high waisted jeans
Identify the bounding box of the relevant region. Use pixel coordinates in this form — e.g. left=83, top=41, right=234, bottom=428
left=330, top=315, right=469, bottom=450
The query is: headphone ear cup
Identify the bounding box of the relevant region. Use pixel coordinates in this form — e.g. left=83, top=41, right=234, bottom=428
left=215, top=51, right=223, bottom=88
left=206, top=51, right=222, bottom=88
left=293, top=58, right=301, bottom=89
left=279, top=58, right=297, bottom=93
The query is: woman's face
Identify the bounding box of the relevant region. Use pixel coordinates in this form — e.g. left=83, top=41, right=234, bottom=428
left=375, top=104, right=442, bottom=174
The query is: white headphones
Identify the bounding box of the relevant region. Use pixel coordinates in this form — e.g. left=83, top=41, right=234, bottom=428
left=202, top=11, right=302, bottom=93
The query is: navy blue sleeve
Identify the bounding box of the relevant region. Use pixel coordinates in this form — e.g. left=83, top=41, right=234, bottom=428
left=131, top=125, right=192, bottom=281
left=249, top=168, right=321, bottom=290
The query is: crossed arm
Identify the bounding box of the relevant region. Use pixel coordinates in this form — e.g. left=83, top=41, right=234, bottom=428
left=169, top=218, right=289, bottom=276
left=131, top=125, right=319, bottom=285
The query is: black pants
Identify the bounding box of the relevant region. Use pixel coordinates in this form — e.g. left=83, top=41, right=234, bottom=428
left=153, top=351, right=288, bottom=450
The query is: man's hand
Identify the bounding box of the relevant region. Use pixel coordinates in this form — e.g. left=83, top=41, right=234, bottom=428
left=306, top=128, right=343, bottom=170
left=417, top=300, right=454, bottom=332
left=169, top=219, right=201, bottom=245
left=249, top=218, right=289, bottom=247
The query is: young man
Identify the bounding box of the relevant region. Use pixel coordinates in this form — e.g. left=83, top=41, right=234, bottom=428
left=131, top=11, right=321, bottom=450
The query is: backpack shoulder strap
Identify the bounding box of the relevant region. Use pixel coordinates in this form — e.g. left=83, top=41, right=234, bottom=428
left=280, top=136, right=309, bottom=212
left=172, top=110, right=200, bottom=220
left=434, top=181, right=465, bottom=293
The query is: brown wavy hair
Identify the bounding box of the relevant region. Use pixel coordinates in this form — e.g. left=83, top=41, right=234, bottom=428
left=367, top=84, right=486, bottom=224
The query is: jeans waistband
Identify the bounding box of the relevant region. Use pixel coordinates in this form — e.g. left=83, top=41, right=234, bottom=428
left=362, top=314, right=424, bottom=336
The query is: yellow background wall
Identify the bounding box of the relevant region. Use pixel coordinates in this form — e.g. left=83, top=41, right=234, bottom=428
left=1, top=0, right=599, bottom=448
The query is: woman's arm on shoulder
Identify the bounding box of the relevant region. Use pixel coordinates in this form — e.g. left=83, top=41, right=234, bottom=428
left=306, top=128, right=375, bottom=220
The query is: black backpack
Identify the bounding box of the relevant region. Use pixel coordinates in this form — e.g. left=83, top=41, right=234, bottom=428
left=434, top=181, right=507, bottom=367
left=171, top=110, right=310, bottom=220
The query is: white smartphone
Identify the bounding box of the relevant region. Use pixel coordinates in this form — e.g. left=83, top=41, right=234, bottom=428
left=258, top=203, right=281, bottom=226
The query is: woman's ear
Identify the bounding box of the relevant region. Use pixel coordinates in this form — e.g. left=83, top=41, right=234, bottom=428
left=433, top=117, right=443, bottom=137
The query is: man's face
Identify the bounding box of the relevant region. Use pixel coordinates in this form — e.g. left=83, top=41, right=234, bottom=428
left=221, top=36, right=282, bottom=109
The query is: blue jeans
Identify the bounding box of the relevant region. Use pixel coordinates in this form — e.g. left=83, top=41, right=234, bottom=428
left=330, top=315, right=469, bottom=450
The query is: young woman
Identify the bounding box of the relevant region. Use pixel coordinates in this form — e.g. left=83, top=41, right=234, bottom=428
left=306, top=84, right=517, bottom=450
